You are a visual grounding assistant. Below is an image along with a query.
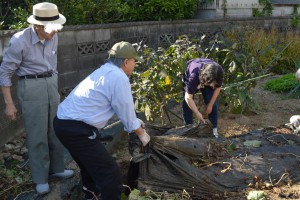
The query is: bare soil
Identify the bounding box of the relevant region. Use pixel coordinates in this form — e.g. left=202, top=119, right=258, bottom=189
left=218, top=77, right=299, bottom=137
left=217, top=77, right=300, bottom=200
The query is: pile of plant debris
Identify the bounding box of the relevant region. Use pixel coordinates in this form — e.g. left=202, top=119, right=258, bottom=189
left=126, top=124, right=300, bottom=199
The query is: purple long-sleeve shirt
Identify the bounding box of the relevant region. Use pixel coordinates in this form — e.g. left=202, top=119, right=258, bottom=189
left=183, top=58, right=223, bottom=94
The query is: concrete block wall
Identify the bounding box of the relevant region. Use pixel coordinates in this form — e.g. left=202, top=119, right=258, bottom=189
left=0, top=17, right=295, bottom=147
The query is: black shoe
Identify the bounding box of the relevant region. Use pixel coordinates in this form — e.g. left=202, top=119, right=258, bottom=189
left=82, top=186, right=101, bottom=200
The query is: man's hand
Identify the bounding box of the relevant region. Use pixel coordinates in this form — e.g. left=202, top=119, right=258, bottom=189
left=137, top=129, right=150, bottom=146
left=5, top=104, right=17, bottom=120
left=137, top=118, right=145, bottom=129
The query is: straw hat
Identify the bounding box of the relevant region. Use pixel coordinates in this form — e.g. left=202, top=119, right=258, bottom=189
left=27, top=2, right=66, bottom=25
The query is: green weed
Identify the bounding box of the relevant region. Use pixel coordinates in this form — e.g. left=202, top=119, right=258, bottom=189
left=264, top=74, right=299, bottom=93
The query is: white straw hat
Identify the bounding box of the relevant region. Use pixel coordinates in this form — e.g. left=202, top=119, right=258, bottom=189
left=27, top=2, right=66, bottom=25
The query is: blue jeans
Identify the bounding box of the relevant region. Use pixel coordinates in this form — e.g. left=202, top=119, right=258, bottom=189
left=182, top=86, right=218, bottom=128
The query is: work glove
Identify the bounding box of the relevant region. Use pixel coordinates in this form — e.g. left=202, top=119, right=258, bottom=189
left=137, top=129, right=150, bottom=146
left=296, top=68, right=300, bottom=81
left=137, top=118, right=145, bottom=129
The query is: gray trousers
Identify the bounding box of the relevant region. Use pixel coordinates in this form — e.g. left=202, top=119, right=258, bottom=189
left=17, top=74, right=64, bottom=184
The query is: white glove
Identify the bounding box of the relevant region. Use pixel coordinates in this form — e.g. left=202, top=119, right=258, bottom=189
left=137, top=129, right=150, bottom=146
left=138, top=118, right=145, bottom=129
left=290, top=115, right=300, bottom=127
left=296, top=68, right=300, bottom=81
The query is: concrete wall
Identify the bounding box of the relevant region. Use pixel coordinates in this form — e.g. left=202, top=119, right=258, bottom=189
left=0, top=17, right=295, bottom=147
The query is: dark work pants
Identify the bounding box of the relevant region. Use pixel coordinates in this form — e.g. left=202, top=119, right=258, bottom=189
left=53, top=116, right=122, bottom=200
left=182, top=86, right=218, bottom=128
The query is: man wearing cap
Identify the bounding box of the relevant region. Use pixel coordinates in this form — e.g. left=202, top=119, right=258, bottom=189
left=53, top=41, right=150, bottom=200
left=0, top=2, right=73, bottom=195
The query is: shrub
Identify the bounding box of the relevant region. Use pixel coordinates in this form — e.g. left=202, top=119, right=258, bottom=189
left=223, top=25, right=300, bottom=75
left=0, top=0, right=198, bottom=29
left=264, top=73, right=299, bottom=93
left=121, top=0, right=198, bottom=21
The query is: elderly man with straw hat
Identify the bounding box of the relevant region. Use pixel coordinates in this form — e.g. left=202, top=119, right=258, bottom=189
left=0, top=2, right=74, bottom=194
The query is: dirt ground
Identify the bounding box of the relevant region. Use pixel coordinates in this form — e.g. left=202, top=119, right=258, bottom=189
left=218, top=77, right=299, bottom=137
left=217, top=77, right=300, bottom=200
left=119, top=76, right=300, bottom=200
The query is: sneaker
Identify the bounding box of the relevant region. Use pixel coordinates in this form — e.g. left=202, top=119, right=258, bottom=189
left=82, top=186, right=101, bottom=200
left=50, top=169, right=74, bottom=179
left=36, top=183, right=50, bottom=195
left=213, top=128, right=218, bottom=138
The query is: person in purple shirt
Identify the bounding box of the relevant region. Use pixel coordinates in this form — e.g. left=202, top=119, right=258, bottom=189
left=0, top=2, right=73, bottom=195
left=182, top=58, right=224, bottom=138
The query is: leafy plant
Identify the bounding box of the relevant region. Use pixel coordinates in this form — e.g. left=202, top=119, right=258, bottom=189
left=121, top=0, right=198, bottom=21
left=253, top=0, right=273, bottom=17
left=264, top=73, right=299, bottom=93
left=9, top=7, right=30, bottom=30
left=222, top=85, right=258, bottom=114
left=259, top=0, right=273, bottom=16
left=226, top=143, right=237, bottom=152
left=132, top=35, right=205, bottom=123
left=291, top=5, right=300, bottom=27
left=1, top=0, right=198, bottom=29
left=0, top=0, right=28, bottom=30
left=252, top=8, right=261, bottom=17
left=132, top=30, right=267, bottom=123
left=276, top=33, right=300, bottom=74
left=217, top=27, right=262, bottom=113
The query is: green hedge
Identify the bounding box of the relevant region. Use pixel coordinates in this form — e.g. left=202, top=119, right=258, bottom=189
left=0, top=0, right=198, bottom=30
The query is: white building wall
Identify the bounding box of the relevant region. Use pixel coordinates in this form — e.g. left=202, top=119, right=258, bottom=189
left=198, top=0, right=262, bottom=18
left=198, top=0, right=216, bottom=9
left=221, top=0, right=261, bottom=9
left=272, top=6, right=295, bottom=16
left=197, top=0, right=300, bottom=19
